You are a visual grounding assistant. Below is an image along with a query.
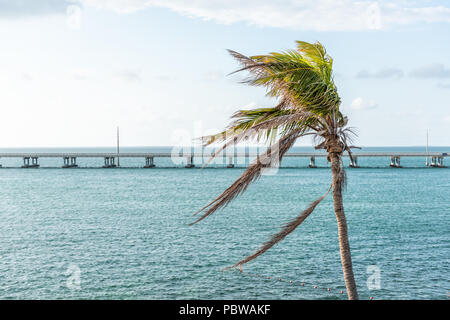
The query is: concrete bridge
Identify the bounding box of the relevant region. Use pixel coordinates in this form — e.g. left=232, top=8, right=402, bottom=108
left=0, top=151, right=447, bottom=168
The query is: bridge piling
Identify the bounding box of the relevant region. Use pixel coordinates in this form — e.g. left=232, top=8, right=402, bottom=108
left=22, top=157, right=39, bottom=168
left=309, top=156, right=317, bottom=168
left=103, top=157, right=116, bottom=168
left=350, top=156, right=359, bottom=168
left=227, top=156, right=234, bottom=168
left=185, top=155, right=195, bottom=168
left=430, top=156, right=445, bottom=167
left=62, top=157, right=78, bottom=168
left=390, top=156, right=401, bottom=168
left=144, top=157, right=155, bottom=168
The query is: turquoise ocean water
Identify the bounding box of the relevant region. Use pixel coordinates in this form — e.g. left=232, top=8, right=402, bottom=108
left=0, top=146, right=448, bottom=299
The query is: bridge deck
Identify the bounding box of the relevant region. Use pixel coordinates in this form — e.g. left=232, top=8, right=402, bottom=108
left=0, top=152, right=447, bottom=158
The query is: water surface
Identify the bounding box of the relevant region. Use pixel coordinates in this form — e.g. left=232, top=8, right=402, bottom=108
left=0, top=147, right=448, bottom=299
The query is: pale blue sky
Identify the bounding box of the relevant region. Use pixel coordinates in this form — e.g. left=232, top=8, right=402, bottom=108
left=0, top=0, right=449, bottom=147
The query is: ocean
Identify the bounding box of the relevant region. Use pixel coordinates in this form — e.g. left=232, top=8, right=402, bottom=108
left=0, top=146, right=448, bottom=299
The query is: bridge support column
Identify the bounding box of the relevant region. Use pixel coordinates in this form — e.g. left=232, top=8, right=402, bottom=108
left=144, top=157, right=155, bottom=168
left=233, top=138, right=237, bottom=167
left=227, top=156, right=234, bottom=168
left=309, top=156, right=317, bottom=168
left=245, top=145, right=249, bottom=166
left=103, top=157, right=116, bottom=168
left=22, top=157, right=39, bottom=168
left=62, top=157, right=78, bottom=168
left=390, top=156, right=401, bottom=168
left=349, top=156, right=359, bottom=168
left=430, top=156, right=445, bottom=167
left=429, top=156, right=435, bottom=166
left=185, top=156, right=195, bottom=168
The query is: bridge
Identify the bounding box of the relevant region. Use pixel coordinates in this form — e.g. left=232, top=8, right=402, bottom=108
left=0, top=151, right=447, bottom=168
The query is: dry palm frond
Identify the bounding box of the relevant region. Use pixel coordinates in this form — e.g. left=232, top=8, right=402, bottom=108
left=201, top=133, right=245, bottom=169
left=225, top=186, right=332, bottom=269
left=189, top=131, right=299, bottom=225
left=200, top=109, right=298, bottom=169
left=227, top=49, right=262, bottom=73
left=200, top=107, right=292, bottom=148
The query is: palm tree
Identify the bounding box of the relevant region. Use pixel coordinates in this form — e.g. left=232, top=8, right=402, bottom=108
left=190, top=41, right=359, bottom=300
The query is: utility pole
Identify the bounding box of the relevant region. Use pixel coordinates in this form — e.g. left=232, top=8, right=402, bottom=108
left=426, top=129, right=429, bottom=166
left=117, top=126, right=120, bottom=167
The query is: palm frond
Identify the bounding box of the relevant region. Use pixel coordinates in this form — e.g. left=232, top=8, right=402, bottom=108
left=189, top=131, right=300, bottom=225
left=200, top=107, right=287, bottom=147
left=225, top=186, right=332, bottom=269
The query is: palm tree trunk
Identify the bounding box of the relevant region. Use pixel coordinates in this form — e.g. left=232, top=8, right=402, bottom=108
left=330, top=153, right=359, bottom=300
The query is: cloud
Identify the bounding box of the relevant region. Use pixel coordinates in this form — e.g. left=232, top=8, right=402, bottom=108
left=357, top=68, right=404, bottom=79
left=155, top=75, right=172, bottom=81
left=0, top=0, right=77, bottom=18
left=113, top=69, right=141, bottom=83
left=22, top=72, right=34, bottom=80
left=410, top=63, right=450, bottom=78
left=349, top=97, right=378, bottom=110
left=131, top=105, right=182, bottom=123
left=437, top=83, right=450, bottom=89
left=4, top=1, right=450, bottom=31
left=443, top=115, right=450, bottom=124
left=69, top=68, right=90, bottom=80
left=79, top=0, right=450, bottom=31
left=203, top=71, right=223, bottom=82
left=80, top=0, right=144, bottom=14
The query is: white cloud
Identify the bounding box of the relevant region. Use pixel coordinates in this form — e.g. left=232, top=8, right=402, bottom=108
left=69, top=68, right=90, bottom=80
left=203, top=71, right=223, bottom=82
left=79, top=0, right=450, bottom=31
left=443, top=115, right=450, bottom=124
left=113, top=69, right=141, bottom=82
left=410, top=63, right=450, bottom=78
left=155, top=75, right=172, bottom=81
left=0, top=0, right=74, bottom=18
left=22, top=72, right=34, bottom=81
left=3, top=0, right=450, bottom=31
left=350, top=97, right=378, bottom=110
left=437, top=83, right=450, bottom=89
left=357, top=68, right=404, bottom=79
left=80, top=0, right=149, bottom=14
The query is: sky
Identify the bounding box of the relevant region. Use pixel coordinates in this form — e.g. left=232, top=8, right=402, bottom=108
left=0, top=0, right=449, bottom=147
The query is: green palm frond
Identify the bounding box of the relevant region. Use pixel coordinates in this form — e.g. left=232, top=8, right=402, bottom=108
left=246, top=50, right=340, bottom=115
